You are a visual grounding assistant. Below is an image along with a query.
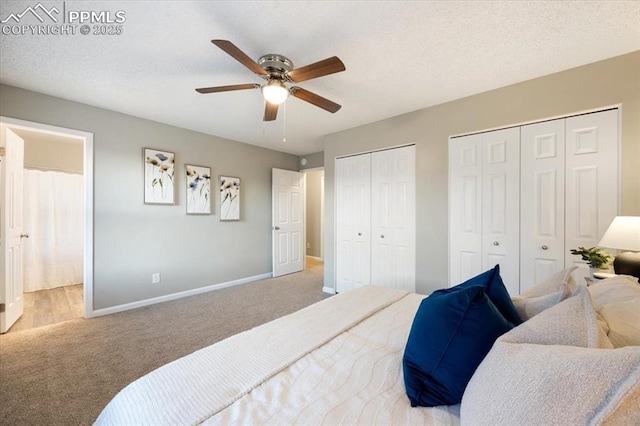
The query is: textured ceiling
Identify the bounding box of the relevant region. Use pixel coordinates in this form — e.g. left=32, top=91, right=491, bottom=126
left=1, top=1, right=638, bottom=155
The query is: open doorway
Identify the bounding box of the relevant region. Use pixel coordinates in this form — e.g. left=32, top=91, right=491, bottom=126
left=304, top=168, right=324, bottom=274
left=0, top=117, right=93, bottom=333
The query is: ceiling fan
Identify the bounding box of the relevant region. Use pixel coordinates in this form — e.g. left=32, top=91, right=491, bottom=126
left=196, top=40, right=346, bottom=121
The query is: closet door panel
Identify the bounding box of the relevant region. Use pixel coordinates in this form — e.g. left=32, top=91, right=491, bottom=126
left=371, top=145, right=415, bottom=291
left=565, top=109, right=619, bottom=281
left=336, top=154, right=371, bottom=293
left=482, top=127, right=520, bottom=295
left=449, top=134, right=483, bottom=285
left=520, top=119, right=566, bottom=293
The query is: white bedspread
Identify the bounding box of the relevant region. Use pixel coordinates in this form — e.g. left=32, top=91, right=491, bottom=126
left=95, top=285, right=460, bottom=425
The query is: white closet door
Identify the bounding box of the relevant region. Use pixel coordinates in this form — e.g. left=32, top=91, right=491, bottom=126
left=565, top=109, right=619, bottom=282
left=482, top=127, right=520, bottom=295
left=520, top=119, right=566, bottom=293
left=336, top=154, right=371, bottom=293
left=449, top=134, right=483, bottom=285
left=371, top=145, right=416, bottom=291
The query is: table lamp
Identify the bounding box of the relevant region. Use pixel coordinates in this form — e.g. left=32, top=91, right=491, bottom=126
left=597, top=216, right=640, bottom=279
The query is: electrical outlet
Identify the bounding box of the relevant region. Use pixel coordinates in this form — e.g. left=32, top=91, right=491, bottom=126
left=152, top=272, right=161, bottom=284
left=307, top=243, right=311, bottom=249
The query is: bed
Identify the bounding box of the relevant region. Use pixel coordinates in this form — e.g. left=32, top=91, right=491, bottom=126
left=95, top=272, right=640, bottom=425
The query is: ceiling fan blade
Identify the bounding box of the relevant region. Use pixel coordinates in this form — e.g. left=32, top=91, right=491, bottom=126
left=196, top=83, right=260, bottom=94
left=211, top=40, right=268, bottom=77
left=264, top=102, right=278, bottom=121
left=287, top=56, right=345, bottom=83
left=290, top=87, right=341, bottom=113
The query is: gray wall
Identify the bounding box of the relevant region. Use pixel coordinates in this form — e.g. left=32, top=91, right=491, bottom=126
left=324, top=51, right=640, bottom=295
left=0, top=84, right=298, bottom=310
left=299, top=151, right=324, bottom=170
left=305, top=170, right=323, bottom=258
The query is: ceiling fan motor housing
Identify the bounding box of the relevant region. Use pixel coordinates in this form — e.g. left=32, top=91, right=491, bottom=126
left=258, top=54, right=294, bottom=80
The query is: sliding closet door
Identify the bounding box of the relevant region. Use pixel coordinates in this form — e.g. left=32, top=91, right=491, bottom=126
left=520, top=119, right=566, bottom=293
left=449, top=134, right=483, bottom=285
left=371, top=145, right=416, bottom=291
left=336, top=154, right=371, bottom=293
left=449, top=129, right=519, bottom=293
left=481, top=128, right=520, bottom=295
left=564, top=109, right=619, bottom=281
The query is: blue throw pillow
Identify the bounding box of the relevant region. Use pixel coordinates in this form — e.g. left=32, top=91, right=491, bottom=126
left=458, top=264, right=522, bottom=325
left=403, top=285, right=514, bottom=407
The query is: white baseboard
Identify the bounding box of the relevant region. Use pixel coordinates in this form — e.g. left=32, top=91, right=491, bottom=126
left=322, top=286, right=336, bottom=295
left=91, top=272, right=273, bottom=318
left=306, top=255, right=323, bottom=261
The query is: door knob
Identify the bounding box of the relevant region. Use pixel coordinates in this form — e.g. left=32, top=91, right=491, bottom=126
left=542, top=245, right=548, bottom=250
left=273, top=226, right=280, bottom=231
left=493, top=241, right=499, bottom=246
left=20, top=234, right=30, bottom=239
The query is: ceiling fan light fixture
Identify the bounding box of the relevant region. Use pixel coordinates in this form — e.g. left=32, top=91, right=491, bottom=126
left=262, top=80, right=289, bottom=105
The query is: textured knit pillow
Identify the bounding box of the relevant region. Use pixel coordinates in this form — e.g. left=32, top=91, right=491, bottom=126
left=456, top=264, right=522, bottom=325
left=589, top=275, right=640, bottom=347
left=512, top=266, right=577, bottom=320
left=460, top=286, right=640, bottom=425
left=403, top=285, right=514, bottom=407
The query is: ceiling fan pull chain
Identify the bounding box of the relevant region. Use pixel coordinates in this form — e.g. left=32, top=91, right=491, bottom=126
left=283, top=101, right=287, bottom=143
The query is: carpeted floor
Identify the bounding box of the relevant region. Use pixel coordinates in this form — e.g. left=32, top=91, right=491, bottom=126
left=0, top=260, right=327, bottom=425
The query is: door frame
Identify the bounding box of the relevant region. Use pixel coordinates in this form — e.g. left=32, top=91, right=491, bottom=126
left=0, top=116, right=95, bottom=318
left=302, top=167, right=324, bottom=261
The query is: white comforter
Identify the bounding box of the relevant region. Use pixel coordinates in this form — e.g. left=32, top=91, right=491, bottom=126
left=96, top=286, right=460, bottom=425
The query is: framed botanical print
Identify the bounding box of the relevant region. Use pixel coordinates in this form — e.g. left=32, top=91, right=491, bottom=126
left=186, top=164, right=212, bottom=214
left=144, top=148, right=175, bottom=204
left=219, top=175, right=240, bottom=221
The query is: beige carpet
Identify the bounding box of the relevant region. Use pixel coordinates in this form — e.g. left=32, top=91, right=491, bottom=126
left=0, top=260, right=327, bottom=425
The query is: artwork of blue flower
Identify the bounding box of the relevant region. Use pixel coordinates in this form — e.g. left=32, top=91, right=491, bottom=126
left=186, top=165, right=211, bottom=214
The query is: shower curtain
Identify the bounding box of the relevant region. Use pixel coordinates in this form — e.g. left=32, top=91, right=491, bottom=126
left=23, top=169, right=84, bottom=292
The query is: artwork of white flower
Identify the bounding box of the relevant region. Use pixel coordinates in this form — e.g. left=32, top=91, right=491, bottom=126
left=144, top=148, right=175, bottom=204
left=186, top=165, right=211, bottom=214
left=220, top=176, right=240, bottom=220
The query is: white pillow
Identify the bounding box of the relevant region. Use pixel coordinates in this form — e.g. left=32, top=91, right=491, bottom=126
left=461, top=286, right=640, bottom=425
left=512, top=267, right=577, bottom=321
left=589, top=275, right=640, bottom=348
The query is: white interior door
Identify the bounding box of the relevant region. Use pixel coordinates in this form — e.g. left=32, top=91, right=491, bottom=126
left=272, top=168, right=305, bottom=277
left=336, top=154, right=371, bottom=293
left=449, top=134, right=483, bottom=285
left=520, top=118, right=566, bottom=293
left=1, top=126, right=25, bottom=333
left=482, top=128, right=520, bottom=295
left=371, top=146, right=415, bottom=291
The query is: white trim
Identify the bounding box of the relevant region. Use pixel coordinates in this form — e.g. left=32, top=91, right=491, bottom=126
left=0, top=116, right=95, bottom=318
left=450, top=104, right=622, bottom=139
left=335, top=142, right=416, bottom=160
left=92, top=272, right=272, bottom=317
left=616, top=105, right=623, bottom=214
left=300, top=166, right=324, bottom=172
left=320, top=173, right=324, bottom=260
left=306, top=255, right=323, bottom=261
left=322, top=286, right=336, bottom=295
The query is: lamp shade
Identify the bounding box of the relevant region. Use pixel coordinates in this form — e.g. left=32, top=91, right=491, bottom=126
left=598, top=216, right=640, bottom=251
left=598, top=216, right=640, bottom=279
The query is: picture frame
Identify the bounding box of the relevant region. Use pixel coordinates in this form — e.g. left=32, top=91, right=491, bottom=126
left=219, top=175, right=240, bottom=221
left=144, top=148, right=175, bottom=205
left=186, top=164, right=212, bottom=215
